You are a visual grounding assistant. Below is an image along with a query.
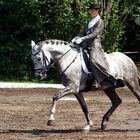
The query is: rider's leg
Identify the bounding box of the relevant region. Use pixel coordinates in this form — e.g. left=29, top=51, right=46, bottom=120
left=89, top=46, right=116, bottom=88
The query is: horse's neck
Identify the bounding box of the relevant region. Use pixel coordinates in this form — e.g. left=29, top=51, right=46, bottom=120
left=43, top=42, right=78, bottom=72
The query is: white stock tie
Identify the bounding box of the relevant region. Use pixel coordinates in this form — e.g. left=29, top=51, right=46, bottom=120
left=88, top=15, right=100, bottom=29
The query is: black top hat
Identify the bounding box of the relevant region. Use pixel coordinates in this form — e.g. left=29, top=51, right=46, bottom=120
left=87, top=3, right=102, bottom=10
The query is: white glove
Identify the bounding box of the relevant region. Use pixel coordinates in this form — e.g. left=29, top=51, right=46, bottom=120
left=75, top=38, right=83, bottom=44
left=71, top=37, right=80, bottom=43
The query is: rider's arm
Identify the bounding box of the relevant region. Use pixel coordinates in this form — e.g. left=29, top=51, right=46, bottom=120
left=81, top=19, right=104, bottom=41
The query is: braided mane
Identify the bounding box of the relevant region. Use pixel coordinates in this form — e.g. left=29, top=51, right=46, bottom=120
left=37, top=39, right=70, bottom=46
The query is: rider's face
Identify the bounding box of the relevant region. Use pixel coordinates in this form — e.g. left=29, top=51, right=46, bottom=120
left=89, top=9, right=100, bottom=18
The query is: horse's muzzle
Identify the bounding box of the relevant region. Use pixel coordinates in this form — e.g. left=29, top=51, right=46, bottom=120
left=35, top=70, right=47, bottom=80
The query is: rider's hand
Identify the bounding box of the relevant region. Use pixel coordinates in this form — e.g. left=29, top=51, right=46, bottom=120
left=75, top=38, right=83, bottom=44
left=71, top=37, right=80, bottom=43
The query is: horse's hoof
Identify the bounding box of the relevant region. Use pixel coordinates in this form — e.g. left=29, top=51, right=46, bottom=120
left=82, top=125, right=91, bottom=132
left=47, top=120, right=54, bottom=126
left=101, top=124, right=107, bottom=130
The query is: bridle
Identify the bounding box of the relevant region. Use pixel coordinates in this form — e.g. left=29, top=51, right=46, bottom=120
left=32, top=46, right=78, bottom=75
left=32, top=50, right=49, bottom=75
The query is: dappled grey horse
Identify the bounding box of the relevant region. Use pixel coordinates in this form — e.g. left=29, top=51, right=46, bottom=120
left=31, top=39, right=140, bottom=131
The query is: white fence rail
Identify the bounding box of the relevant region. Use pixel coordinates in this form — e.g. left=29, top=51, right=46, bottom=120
left=0, top=82, right=64, bottom=89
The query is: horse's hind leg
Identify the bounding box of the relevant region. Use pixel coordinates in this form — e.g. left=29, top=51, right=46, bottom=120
left=124, top=77, right=140, bottom=103
left=101, top=88, right=122, bottom=130
left=75, top=93, right=93, bottom=131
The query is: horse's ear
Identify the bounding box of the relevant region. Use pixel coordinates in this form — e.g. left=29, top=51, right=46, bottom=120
left=31, top=40, right=36, bottom=49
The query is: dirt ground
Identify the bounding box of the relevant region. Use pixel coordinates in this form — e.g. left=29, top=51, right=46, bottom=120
left=0, top=88, right=139, bottom=140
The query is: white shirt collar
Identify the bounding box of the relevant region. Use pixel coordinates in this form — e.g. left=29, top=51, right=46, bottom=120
left=88, top=15, right=100, bottom=29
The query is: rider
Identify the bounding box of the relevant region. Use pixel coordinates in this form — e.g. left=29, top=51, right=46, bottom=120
left=72, top=3, right=116, bottom=89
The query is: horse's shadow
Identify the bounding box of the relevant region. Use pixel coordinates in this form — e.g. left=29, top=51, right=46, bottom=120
left=0, top=129, right=81, bottom=135
left=0, top=128, right=140, bottom=135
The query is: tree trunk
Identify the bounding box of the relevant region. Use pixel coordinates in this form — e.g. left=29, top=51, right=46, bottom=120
left=103, top=0, right=113, bottom=15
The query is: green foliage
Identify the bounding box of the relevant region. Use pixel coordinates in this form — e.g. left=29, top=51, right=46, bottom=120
left=102, top=0, right=125, bottom=52
left=121, top=0, right=140, bottom=51
left=0, top=0, right=139, bottom=81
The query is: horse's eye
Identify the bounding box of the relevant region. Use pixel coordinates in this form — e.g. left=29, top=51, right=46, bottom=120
left=38, top=58, right=41, bottom=61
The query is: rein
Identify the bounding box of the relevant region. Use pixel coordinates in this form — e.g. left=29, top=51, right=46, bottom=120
left=60, top=51, right=79, bottom=76
left=48, top=43, right=79, bottom=69
left=47, top=48, right=72, bottom=69
left=42, top=47, right=79, bottom=76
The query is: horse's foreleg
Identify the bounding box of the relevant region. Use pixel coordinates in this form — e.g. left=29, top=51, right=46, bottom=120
left=75, top=93, right=93, bottom=131
left=47, top=98, right=57, bottom=125
left=101, top=88, right=122, bottom=130
left=47, top=86, right=74, bottom=126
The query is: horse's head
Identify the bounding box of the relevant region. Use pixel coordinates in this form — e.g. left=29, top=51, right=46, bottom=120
left=31, top=40, right=51, bottom=80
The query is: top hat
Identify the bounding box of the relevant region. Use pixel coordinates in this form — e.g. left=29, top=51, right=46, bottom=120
left=87, top=3, right=102, bottom=10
